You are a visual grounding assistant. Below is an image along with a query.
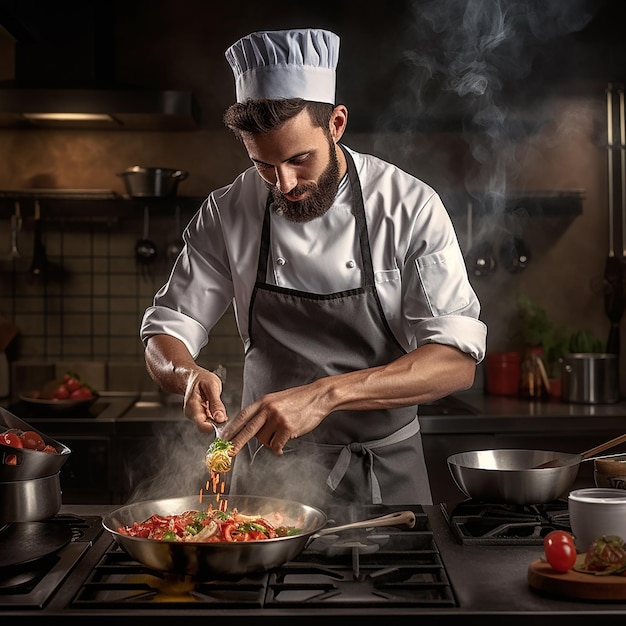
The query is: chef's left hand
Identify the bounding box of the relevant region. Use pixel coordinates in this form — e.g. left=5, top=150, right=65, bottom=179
left=218, top=381, right=328, bottom=455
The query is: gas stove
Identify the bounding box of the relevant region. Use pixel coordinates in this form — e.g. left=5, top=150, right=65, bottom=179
left=0, top=503, right=457, bottom=613
left=0, top=514, right=104, bottom=609
left=72, top=503, right=456, bottom=609
left=442, top=499, right=571, bottom=546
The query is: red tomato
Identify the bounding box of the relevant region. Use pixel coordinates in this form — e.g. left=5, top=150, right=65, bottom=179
left=52, top=384, right=70, bottom=400
left=64, top=375, right=82, bottom=393
left=70, top=387, right=93, bottom=400
left=42, top=444, right=58, bottom=455
left=20, top=430, right=46, bottom=451
left=1, top=431, right=23, bottom=448
left=544, top=530, right=577, bottom=572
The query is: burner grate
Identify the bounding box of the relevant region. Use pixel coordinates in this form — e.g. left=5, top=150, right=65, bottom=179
left=266, top=561, right=455, bottom=607
left=0, top=515, right=103, bottom=609
left=443, top=500, right=571, bottom=545
left=71, top=547, right=266, bottom=608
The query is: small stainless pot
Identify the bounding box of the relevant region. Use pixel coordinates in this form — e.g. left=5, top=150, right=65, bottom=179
left=562, top=353, right=619, bottom=404
left=0, top=472, right=62, bottom=522
left=118, top=166, right=189, bottom=197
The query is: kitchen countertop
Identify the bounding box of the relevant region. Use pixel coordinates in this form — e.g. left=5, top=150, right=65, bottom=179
left=4, top=501, right=625, bottom=623
left=419, top=391, right=626, bottom=434
left=5, top=390, right=626, bottom=431
left=5, top=390, right=626, bottom=505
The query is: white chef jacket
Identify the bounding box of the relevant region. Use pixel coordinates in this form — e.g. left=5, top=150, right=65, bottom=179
left=141, top=146, right=487, bottom=363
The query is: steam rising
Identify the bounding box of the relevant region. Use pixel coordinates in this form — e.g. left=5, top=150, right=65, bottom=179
left=379, top=0, right=594, bottom=206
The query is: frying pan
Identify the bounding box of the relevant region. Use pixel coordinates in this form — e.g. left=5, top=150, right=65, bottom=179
left=102, top=494, right=416, bottom=577
left=448, top=440, right=626, bottom=506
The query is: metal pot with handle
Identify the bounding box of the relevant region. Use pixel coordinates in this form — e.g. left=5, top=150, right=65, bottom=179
left=118, top=166, right=189, bottom=197
left=102, top=494, right=416, bottom=577
left=447, top=434, right=626, bottom=505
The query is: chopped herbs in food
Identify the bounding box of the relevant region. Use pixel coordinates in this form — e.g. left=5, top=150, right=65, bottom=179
left=205, top=437, right=234, bottom=473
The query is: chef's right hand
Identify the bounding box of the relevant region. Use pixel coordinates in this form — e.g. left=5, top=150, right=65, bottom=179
left=183, top=368, right=228, bottom=434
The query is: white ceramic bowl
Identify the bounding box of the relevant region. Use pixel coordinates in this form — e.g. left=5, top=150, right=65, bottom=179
left=568, top=487, right=626, bottom=552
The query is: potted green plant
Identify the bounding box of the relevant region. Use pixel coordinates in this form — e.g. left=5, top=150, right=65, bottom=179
left=518, top=295, right=569, bottom=380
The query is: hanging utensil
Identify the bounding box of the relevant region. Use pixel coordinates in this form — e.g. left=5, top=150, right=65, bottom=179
left=29, top=200, right=48, bottom=277
left=500, top=208, right=530, bottom=273
left=166, top=205, right=183, bottom=261
left=500, top=235, right=531, bottom=273
left=604, top=84, right=626, bottom=354
left=464, top=200, right=497, bottom=278
left=135, top=206, right=157, bottom=278
left=6, top=200, right=21, bottom=259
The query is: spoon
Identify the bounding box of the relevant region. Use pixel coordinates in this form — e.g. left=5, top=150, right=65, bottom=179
left=30, top=200, right=48, bottom=276
left=533, top=433, right=626, bottom=468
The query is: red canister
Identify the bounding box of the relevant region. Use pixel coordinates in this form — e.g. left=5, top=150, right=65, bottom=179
left=485, top=352, right=521, bottom=396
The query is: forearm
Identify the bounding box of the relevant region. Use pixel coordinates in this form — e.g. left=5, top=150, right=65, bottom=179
left=144, top=334, right=201, bottom=396
left=316, top=343, right=476, bottom=413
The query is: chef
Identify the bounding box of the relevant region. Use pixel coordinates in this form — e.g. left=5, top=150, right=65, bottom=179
left=140, top=28, right=487, bottom=507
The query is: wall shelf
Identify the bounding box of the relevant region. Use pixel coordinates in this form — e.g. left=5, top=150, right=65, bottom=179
left=0, top=191, right=204, bottom=220
left=441, top=190, right=585, bottom=219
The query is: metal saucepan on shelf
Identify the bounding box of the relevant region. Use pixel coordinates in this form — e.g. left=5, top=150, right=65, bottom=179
left=103, top=494, right=415, bottom=577
left=118, top=166, right=189, bottom=197
left=447, top=434, right=626, bottom=505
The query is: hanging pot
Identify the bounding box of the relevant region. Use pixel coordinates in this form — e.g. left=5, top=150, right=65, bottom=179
left=118, top=166, right=189, bottom=197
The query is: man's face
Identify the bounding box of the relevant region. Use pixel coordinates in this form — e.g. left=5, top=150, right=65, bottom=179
left=242, top=109, right=343, bottom=222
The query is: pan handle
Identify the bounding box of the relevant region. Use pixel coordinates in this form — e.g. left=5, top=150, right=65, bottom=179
left=314, top=510, right=416, bottom=537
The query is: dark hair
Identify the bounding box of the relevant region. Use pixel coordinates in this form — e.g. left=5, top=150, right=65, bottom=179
left=223, top=99, right=334, bottom=138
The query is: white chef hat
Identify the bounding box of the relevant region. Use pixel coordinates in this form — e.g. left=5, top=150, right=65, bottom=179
left=225, top=28, right=340, bottom=104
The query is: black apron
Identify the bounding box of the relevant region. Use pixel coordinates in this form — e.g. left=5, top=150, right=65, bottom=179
left=229, top=146, right=432, bottom=507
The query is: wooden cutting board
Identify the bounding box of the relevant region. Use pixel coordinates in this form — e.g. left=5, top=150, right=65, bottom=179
left=528, top=555, right=626, bottom=600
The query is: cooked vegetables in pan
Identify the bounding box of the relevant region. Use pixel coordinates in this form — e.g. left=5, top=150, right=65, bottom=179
left=117, top=506, right=302, bottom=543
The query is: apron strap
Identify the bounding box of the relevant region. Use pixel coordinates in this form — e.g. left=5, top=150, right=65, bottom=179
left=325, top=416, right=421, bottom=504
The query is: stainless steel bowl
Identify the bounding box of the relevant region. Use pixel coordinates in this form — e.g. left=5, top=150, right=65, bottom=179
left=0, top=408, right=71, bottom=481
left=447, top=449, right=581, bottom=505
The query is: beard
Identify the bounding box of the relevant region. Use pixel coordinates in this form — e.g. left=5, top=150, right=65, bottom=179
left=266, top=140, right=341, bottom=223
